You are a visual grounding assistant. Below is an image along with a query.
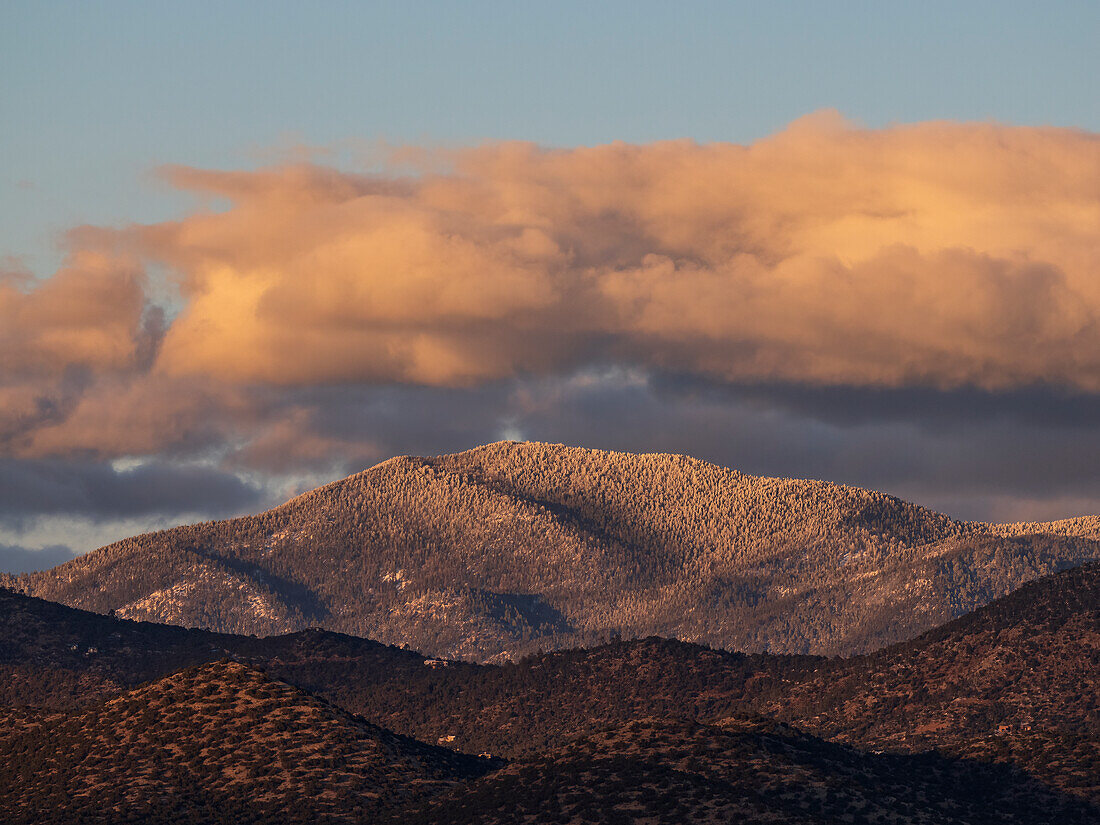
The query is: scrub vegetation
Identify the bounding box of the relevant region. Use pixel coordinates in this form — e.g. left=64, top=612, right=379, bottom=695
left=9, top=443, right=1100, bottom=661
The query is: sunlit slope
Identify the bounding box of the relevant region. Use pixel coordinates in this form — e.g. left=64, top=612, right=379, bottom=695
left=995, top=515, right=1100, bottom=541
left=12, top=442, right=1100, bottom=659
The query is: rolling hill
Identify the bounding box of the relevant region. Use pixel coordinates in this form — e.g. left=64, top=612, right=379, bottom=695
left=0, top=585, right=426, bottom=709
left=2, top=563, right=1098, bottom=821
left=0, top=661, right=491, bottom=825
left=388, top=717, right=1096, bottom=825
left=9, top=565, right=1096, bottom=803
left=763, top=560, right=1100, bottom=801
left=347, top=562, right=1100, bottom=805
left=9, top=441, right=1100, bottom=660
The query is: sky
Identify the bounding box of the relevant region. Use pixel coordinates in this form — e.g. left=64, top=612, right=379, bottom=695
left=1, top=1, right=1099, bottom=570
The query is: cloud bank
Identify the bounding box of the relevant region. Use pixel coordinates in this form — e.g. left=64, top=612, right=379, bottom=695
left=3, top=111, right=1100, bottom=540
left=0, top=542, right=78, bottom=575
left=144, top=112, right=1100, bottom=393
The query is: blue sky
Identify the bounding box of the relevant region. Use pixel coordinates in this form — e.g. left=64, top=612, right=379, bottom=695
left=3, top=1, right=1098, bottom=277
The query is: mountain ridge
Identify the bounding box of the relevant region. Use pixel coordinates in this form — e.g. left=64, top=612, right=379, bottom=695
left=307, top=561, right=1100, bottom=804
left=2, top=562, right=1098, bottom=817
left=10, top=441, right=1100, bottom=660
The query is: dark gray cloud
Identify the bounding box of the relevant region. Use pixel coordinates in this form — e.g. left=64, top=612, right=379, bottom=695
left=217, top=374, right=1100, bottom=524
left=5, top=374, right=1100, bottom=546
left=0, top=542, right=78, bottom=575
left=650, top=374, right=1100, bottom=431
left=0, top=458, right=265, bottom=529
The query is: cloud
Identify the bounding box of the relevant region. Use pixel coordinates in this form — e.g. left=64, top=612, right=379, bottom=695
left=131, top=112, right=1100, bottom=392
left=0, top=251, right=148, bottom=379
left=15, top=114, right=1100, bottom=404
left=11, top=375, right=246, bottom=459
left=0, top=458, right=264, bottom=528
left=4, top=112, right=1100, bottom=527
left=0, top=542, right=78, bottom=575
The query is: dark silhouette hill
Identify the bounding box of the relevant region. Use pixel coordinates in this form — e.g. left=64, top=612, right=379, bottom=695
left=339, top=637, right=816, bottom=758
left=2, top=564, right=1098, bottom=820
left=763, top=560, right=1100, bottom=801
left=0, top=661, right=491, bottom=825
left=345, top=563, right=1100, bottom=805
left=10, top=442, right=1100, bottom=661
left=237, top=561, right=1088, bottom=808
left=387, top=716, right=1096, bottom=825
left=0, top=585, right=426, bottom=709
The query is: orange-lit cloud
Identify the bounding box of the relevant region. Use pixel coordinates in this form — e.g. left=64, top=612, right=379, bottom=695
left=0, top=252, right=147, bottom=378
left=4, top=112, right=1100, bottom=467
left=136, top=112, right=1100, bottom=392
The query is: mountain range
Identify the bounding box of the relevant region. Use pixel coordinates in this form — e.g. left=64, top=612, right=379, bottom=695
left=8, top=442, right=1100, bottom=661
left=1, top=559, right=1098, bottom=822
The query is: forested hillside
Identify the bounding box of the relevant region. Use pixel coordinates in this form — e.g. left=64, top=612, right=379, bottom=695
left=0, top=661, right=490, bottom=825
left=10, top=442, right=1100, bottom=660
left=0, top=586, right=425, bottom=709
left=762, top=561, right=1100, bottom=801
left=349, top=563, right=1100, bottom=805
left=389, top=717, right=1095, bottom=825
left=2, top=564, right=1098, bottom=821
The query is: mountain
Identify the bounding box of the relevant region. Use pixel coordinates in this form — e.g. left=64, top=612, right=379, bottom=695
left=388, top=717, right=1096, bottom=825
left=0, top=585, right=426, bottom=709
left=349, top=563, right=1100, bottom=805
left=0, top=661, right=492, bottom=825
left=997, top=515, right=1100, bottom=541
left=2, top=564, right=1098, bottom=821
left=10, top=442, right=1100, bottom=660
left=763, top=560, right=1100, bottom=801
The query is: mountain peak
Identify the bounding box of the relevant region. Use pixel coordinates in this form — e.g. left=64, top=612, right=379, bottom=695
left=12, top=444, right=1100, bottom=661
